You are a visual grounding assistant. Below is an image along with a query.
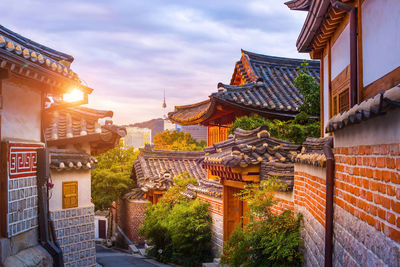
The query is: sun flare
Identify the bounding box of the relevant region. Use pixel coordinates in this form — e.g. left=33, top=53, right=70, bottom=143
left=63, top=88, right=84, bottom=103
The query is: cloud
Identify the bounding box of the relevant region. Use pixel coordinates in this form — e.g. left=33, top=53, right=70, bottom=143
left=0, top=0, right=309, bottom=124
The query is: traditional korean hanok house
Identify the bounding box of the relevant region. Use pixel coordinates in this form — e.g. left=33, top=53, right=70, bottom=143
left=286, top=0, right=400, bottom=266
left=0, top=25, right=94, bottom=266
left=119, top=144, right=223, bottom=251
left=168, top=50, right=318, bottom=251
left=201, top=126, right=301, bottom=242
left=43, top=106, right=126, bottom=266
left=168, top=50, right=320, bottom=146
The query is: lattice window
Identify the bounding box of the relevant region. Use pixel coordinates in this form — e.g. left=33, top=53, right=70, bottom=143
left=63, top=181, right=78, bottom=209
left=338, top=88, right=350, bottom=113
left=331, top=65, right=351, bottom=116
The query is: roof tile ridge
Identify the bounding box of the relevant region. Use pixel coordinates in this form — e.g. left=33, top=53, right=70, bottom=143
left=241, top=51, right=259, bottom=82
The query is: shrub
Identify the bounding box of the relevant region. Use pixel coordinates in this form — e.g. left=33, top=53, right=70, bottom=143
left=221, top=180, right=303, bottom=267
left=229, top=62, right=321, bottom=145
left=139, top=175, right=213, bottom=266
left=229, top=115, right=320, bottom=145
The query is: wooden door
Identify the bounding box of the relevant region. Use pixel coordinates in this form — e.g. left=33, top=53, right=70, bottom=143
left=98, top=219, right=106, bottom=239
left=223, top=186, right=243, bottom=241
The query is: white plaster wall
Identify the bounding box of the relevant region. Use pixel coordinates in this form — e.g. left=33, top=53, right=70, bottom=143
left=334, top=109, right=400, bottom=147
left=49, top=169, right=92, bottom=211
left=294, top=163, right=327, bottom=180
left=331, top=24, right=350, bottom=79
left=2, top=80, right=41, bottom=142
left=275, top=191, right=294, bottom=202
left=362, top=0, right=400, bottom=86
left=323, top=55, right=330, bottom=137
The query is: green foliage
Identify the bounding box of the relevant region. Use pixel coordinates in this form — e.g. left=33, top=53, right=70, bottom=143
left=221, top=180, right=303, bottom=267
left=294, top=60, right=320, bottom=117
left=91, top=142, right=139, bottom=210
left=140, top=175, right=213, bottom=266
left=229, top=61, right=321, bottom=144
left=229, top=115, right=320, bottom=145
left=153, top=130, right=206, bottom=151
left=229, top=115, right=271, bottom=134
left=159, top=173, right=198, bottom=205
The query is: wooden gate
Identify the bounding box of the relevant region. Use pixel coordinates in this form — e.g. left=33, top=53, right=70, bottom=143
left=223, top=185, right=243, bottom=241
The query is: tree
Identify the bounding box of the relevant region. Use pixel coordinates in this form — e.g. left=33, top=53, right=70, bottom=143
left=91, top=142, right=139, bottom=210
left=153, top=130, right=206, bottom=151
left=140, top=175, right=213, bottom=266
left=294, top=60, right=320, bottom=117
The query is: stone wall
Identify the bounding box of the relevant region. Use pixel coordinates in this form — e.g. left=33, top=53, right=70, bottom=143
left=50, top=206, right=96, bottom=267
left=5, top=142, right=43, bottom=238
left=294, top=163, right=327, bottom=267
left=118, top=198, right=147, bottom=244
left=333, top=143, right=400, bottom=266
left=197, top=194, right=223, bottom=255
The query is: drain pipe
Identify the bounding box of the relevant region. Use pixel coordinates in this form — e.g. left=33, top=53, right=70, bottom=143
left=323, top=138, right=334, bottom=267
left=331, top=0, right=358, bottom=106
left=37, top=148, right=64, bottom=267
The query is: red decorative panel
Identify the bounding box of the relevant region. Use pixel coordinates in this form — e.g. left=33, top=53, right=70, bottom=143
left=5, top=141, right=44, bottom=237
left=8, top=144, right=41, bottom=179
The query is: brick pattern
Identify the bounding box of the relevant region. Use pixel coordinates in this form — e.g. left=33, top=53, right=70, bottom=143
left=271, top=197, right=294, bottom=215
left=298, top=206, right=325, bottom=267
left=294, top=170, right=326, bottom=227
left=118, top=199, right=147, bottom=244
left=334, top=144, right=400, bottom=243
left=198, top=194, right=223, bottom=254
left=293, top=164, right=327, bottom=267
left=50, top=206, right=96, bottom=267
left=333, top=206, right=399, bottom=267
left=197, top=194, right=223, bottom=216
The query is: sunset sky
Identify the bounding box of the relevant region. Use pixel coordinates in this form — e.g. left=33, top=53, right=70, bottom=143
left=1, top=0, right=309, bottom=124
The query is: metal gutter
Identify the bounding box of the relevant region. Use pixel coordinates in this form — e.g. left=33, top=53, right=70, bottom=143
left=37, top=148, right=64, bottom=267
left=323, top=137, right=334, bottom=267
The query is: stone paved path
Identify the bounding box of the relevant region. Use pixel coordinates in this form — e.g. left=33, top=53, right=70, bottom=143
left=96, top=245, right=169, bottom=267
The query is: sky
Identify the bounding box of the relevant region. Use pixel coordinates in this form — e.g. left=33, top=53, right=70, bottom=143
left=1, top=0, right=309, bottom=125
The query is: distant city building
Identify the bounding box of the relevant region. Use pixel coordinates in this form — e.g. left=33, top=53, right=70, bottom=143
left=177, top=125, right=207, bottom=142
left=163, top=119, right=176, bottom=131
left=131, top=118, right=164, bottom=142
left=124, top=127, right=152, bottom=150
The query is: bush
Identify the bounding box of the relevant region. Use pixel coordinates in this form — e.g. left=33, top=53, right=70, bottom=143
left=229, top=62, right=321, bottom=145
left=221, top=180, right=303, bottom=267
left=229, top=115, right=320, bottom=145
left=139, top=176, right=213, bottom=266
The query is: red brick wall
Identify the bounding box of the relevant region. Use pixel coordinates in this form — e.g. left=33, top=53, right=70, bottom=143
left=118, top=199, right=147, bottom=244
left=294, top=170, right=326, bottom=227
left=271, top=195, right=294, bottom=215
left=334, top=144, right=400, bottom=242
left=197, top=194, right=223, bottom=216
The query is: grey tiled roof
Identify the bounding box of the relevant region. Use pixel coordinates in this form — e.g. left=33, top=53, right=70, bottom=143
left=169, top=50, right=321, bottom=125
left=218, top=50, right=320, bottom=115
left=132, top=144, right=222, bottom=198
left=203, top=126, right=301, bottom=168
left=295, top=137, right=333, bottom=167
left=326, top=85, right=400, bottom=133
left=202, top=126, right=301, bottom=190
left=0, top=25, right=89, bottom=88
left=49, top=149, right=97, bottom=171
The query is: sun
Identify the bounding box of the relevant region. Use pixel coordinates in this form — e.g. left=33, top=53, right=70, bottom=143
left=63, top=88, right=84, bottom=103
